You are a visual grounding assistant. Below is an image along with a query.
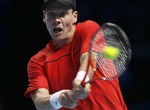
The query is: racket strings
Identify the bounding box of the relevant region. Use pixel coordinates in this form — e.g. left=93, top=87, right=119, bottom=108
left=89, top=23, right=131, bottom=80
left=103, top=26, right=131, bottom=76
left=91, top=42, right=118, bottom=79
left=91, top=30, right=107, bottom=52
left=94, top=53, right=118, bottom=78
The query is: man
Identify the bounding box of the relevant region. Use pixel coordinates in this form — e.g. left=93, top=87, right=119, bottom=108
left=24, top=0, right=128, bottom=110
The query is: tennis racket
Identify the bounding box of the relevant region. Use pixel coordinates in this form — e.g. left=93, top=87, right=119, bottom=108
left=81, top=22, right=132, bottom=87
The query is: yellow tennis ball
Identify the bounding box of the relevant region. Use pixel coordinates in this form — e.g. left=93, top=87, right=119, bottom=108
left=103, top=46, right=120, bottom=60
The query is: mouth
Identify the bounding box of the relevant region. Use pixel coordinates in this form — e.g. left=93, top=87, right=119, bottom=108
left=53, top=27, right=63, bottom=34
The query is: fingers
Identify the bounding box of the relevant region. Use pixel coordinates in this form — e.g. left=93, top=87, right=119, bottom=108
left=58, top=78, right=91, bottom=109
left=59, top=90, right=78, bottom=109
left=72, top=79, right=91, bottom=100
left=74, top=83, right=91, bottom=99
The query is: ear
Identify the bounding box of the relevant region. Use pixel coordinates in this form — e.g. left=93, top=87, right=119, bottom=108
left=72, top=11, right=78, bottom=23
left=43, top=11, right=46, bottom=23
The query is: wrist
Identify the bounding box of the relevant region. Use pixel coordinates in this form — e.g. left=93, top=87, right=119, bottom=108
left=49, top=90, right=64, bottom=109
left=75, top=71, right=89, bottom=82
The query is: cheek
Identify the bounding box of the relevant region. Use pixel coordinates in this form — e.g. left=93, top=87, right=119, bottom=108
left=64, top=16, right=75, bottom=26
left=45, top=23, right=50, bottom=30
left=45, top=23, right=53, bottom=32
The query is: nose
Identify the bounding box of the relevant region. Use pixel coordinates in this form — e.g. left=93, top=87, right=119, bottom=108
left=54, top=15, right=61, bottom=24
left=55, top=17, right=61, bottom=22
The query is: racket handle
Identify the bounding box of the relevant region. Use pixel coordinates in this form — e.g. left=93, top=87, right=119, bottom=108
left=81, top=81, right=86, bottom=87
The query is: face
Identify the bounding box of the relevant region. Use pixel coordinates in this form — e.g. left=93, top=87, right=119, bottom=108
left=43, top=8, right=78, bottom=44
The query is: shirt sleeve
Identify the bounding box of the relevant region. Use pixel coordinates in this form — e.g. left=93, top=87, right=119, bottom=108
left=24, top=54, right=49, bottom=98
left=78, top=20, right=100, bottom=55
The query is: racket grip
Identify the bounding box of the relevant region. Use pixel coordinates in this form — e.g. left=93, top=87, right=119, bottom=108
left=81, top=81, right=86, bottom=87
left=76, top=71, right=89, bottom=87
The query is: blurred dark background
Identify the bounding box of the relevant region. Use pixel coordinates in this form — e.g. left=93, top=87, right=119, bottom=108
left=0, top=0, right=150, bottom=110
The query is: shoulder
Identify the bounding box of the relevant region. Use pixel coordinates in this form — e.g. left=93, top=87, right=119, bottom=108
left=77, top=20, right=100, bottom=28
left=75, top=20, right=100, bottom=36
left=76, top=20, right=100, bottom=33
left=28, top=41, right=53, bottom=65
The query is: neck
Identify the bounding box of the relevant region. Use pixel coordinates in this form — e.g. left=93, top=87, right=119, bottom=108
left=54, top=36, right=73, bottom=48
left=55, top=25, right=76, bottom=48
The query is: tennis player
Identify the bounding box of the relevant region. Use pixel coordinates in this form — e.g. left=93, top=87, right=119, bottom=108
left=24, top=0, right=128, bottom=110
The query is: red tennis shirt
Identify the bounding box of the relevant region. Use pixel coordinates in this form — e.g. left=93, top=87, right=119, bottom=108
left=24, top=20, right=127, bottom=110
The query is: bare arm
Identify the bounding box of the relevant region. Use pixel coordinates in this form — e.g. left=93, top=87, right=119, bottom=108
left=72, top=52, right=92, bottom=99
left=79, top=52, right=89, bottom=71
left=30, top=53, right=92, bottom=110
left=30, top=88, right=78, bottom=110
left=30, top=88, right=54, bottom=110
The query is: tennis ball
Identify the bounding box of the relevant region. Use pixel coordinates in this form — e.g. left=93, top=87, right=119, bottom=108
left=103, top=46, right=120, bottom=60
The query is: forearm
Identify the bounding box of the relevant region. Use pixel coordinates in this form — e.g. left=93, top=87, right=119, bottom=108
left=30, top=88, right=78, bottom=110
left=79, top=52, right=89, bottom=71
left=34, top=97, right=53, bottom=110
left=71, top=52, right=92, bottom=100
left=30, top=89, right=54, bottom=110
left=78, top=52, right=94, bottom=78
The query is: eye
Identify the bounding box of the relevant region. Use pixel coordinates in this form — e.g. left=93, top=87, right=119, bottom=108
left=47, top=12, right=56, bottom=19
left=46, top=11, right=67, bottom=19
left=59, top=12, right=66, bottom=17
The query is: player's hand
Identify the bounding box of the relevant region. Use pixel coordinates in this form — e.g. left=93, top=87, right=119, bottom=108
left=59, top=90, right=78, bottom=109
left=72, top=79, right=91, bottom=100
